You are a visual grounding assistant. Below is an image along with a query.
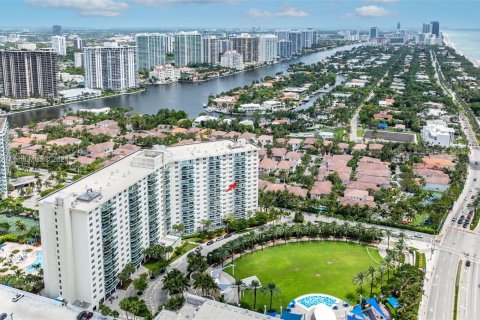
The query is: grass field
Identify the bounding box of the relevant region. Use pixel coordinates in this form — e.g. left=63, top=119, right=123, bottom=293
left=225, top=241, right=381, bottom=311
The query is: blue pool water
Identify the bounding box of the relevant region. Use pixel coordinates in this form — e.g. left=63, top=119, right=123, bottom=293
left=26, top=251, right=43, bottom=273
left=297, top=295, right=337, bottom=308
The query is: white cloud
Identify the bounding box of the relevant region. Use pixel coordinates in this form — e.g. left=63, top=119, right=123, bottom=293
left=136, top=0, right=240, bottom=6
left=247, top=5, right=309, bottom=19
left=355, top=5, right=393, bottom=17
left=26, top=0, right=128, bottom=17
left=364, top=0, right=399, bottom=3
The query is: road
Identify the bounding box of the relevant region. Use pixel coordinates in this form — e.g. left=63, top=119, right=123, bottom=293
left=142, top=233, right=242, bottom=312
left=421, top=50, right=480, bottom=320
left=349, top=71, right=389, bottom=142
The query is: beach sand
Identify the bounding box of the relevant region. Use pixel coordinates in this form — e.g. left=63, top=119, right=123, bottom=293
left=443, top=32, right=480, bottom=68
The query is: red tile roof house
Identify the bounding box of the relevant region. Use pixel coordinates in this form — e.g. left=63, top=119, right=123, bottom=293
left=338, top=197, right=376, bottom=208
left=368, top=143, right=384, bottom=151
left=275, top=138, right=287, bottom=146
left=346, top=181, right=380, bottom=191
left=259, top=180, right=308, bottom=198
left=88, top=127, right=121, bottom=137
left=259, top=158, right=278, bottom=173
left=310, top=181, right=332, bottom=199
left=414, top=168, right=451, bottom=192
left=344, top=188, right=373, bottom=201
left=338, top=142, right=350, bottom=153
left=352, top=143, right=367, bottom=151
left=96, top=120, right=119, bottom=128
left=303, top=137, right=316, bottom=146
left=355, top=175, right=390, bottom=187
left=271, top=148, right=287, bottom=161
left=123, top=132, right=151, bottom=143
left=86, top=141, right=115, bottom=157
left=285, top=151, right=303, bottom=164
left=277, top=160, right=296, bottom=172
left=258, top=148, right=267, bottom=159
left=113, top=144, right=141, bottom=156
left=60, top=116, right=84, bottom=126
left=240, top=132, right=256, bottom=143
left=373, top=113, right=393, bottom=121
left=10, top=137, right=33, bottom=149
left=225, top=131, right=241, bottom=139
left=286, top=185, right=308, bottom=198
left=258, top=135, right=274, bottom=146
left=288, top=138, right=303, bottom=151
left=75, top=156, right=96, bottom=166
left=210, top=130, right=227, bottom=139
left=47, top=137, right=82, bottom=147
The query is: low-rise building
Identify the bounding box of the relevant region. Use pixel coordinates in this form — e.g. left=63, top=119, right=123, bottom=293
left=421, top=120, right=455, bottom=147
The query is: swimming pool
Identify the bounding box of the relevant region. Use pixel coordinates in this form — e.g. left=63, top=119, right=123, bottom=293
left=296, top=294, right=339, bottom=309
left=26, top=251, right=43, bottom=273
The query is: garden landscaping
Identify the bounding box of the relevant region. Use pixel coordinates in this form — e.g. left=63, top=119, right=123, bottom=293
left=225, top=241, right=381, bottom=311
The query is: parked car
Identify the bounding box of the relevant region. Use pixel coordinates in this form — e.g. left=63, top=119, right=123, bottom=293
left=206, top=240, right=214, bottom=246
left=195, top=246, right=203, bottom=252
left=463, top=222, right=468, bottom=228
left=452, top=217, right=457, bottom=222
left=0, top=313, right=7, bottom=320
left=414, top=233, right=423, bottom=239
left=224, top=233, right=233, bottom=239
left=77, top=311, right=88, bottom=320
left=12, top=293, right=24, bottom=302
left=215, top=236, right=223, bottom=242
left=466, top=260, right=471, bottom=267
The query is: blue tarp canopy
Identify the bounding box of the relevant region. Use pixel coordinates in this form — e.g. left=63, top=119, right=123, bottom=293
left=366, top=298, right=389, bottom=320
left=351, top=305, right=365, bottom=319
left=386, top=297, right=401, bottom=309
left=281, top=311, right=303, bottom=320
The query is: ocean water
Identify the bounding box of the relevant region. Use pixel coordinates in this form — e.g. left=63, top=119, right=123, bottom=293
left=444, top=29, right=480, bottom=65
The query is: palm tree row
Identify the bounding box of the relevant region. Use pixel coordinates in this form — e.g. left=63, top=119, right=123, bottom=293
left=207, top=221, right=383, bottom=266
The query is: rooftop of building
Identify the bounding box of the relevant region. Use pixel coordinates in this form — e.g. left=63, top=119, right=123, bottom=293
left=0, top=285, right=108, bottom=320
left=155, top=294, right=274, bottom=320
left=40, top=140, right=257, bottom=212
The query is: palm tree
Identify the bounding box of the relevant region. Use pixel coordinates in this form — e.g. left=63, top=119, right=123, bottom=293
left=162, top=269, right=189, bottom=297
left=172, top=224, right=185, bottom=236
left=261, top=283, right=281, bottom=311
left=384, top=254, right=393, bottom=281
left=385, top=230, right=392, bottom=250
left=353, top=271, right=367, bottom=294
left=279, top=223, right=289, bottom=245
left=192, top=272, right=217, bottom=297
left=231, top=280, right=244, bottom=304
left=15, top=221, right=26, bottom=233
left=368, top=266, right=376, bottom=296
left=248, top=280, right=262, bottom=310
left=377, top=265, right=386, bottom=290
left=292, top=224, right=302, bottom=242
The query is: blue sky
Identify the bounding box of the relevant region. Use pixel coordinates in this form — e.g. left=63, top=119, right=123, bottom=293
left=1, top=0, right=479, bottom=30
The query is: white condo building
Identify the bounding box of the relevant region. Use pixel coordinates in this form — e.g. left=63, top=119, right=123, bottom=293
left=135, top=33, right=167, bottom=71
left=258, top=35, right=278, bottom=63
left=51, top=36, right=66, bottom=56
left=0, top=118, right=9, bottom=199
left=83, top=44, right=137, bottom=91
left=174, top=32, right=202, bottom=67
left=202, top=36, right=220, bottom=65
left=421, top=120, right=455, bottom=147
left=39, top=140, right=258, bottom=309
left=74, top=52, right=83, bottom=68
left=220, top=50, right=244, bottom=70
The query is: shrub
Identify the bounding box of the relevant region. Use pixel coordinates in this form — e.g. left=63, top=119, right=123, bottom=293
left=164, top=296, right=185, bottom=311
